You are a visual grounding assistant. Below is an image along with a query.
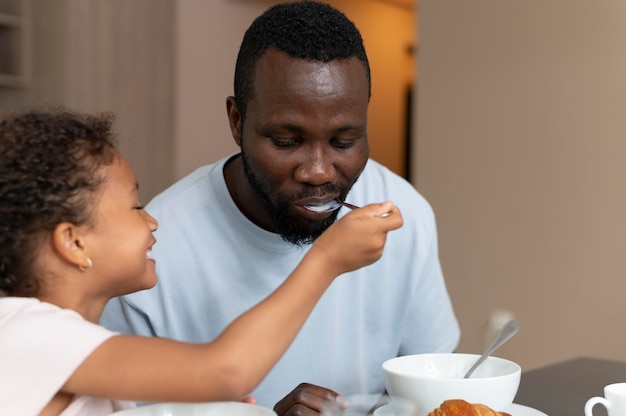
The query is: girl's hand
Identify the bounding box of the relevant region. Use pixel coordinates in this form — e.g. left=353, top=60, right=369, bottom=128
left=312, top=201, right=403, bottom=275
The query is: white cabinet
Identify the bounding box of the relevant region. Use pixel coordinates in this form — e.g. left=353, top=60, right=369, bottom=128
left=0, top=0, right=30, bottom=87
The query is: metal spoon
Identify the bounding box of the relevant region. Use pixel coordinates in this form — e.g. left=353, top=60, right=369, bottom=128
left=304, top=199, right=392, bottom=218
left=464, top=319, right=522, bottom=378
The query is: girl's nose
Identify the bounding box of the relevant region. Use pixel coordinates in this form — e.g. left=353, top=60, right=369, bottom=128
left=144, top=210, right=158, bottom=232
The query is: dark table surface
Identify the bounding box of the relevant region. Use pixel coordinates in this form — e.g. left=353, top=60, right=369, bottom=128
left=514, top=356, right=626, bottom=416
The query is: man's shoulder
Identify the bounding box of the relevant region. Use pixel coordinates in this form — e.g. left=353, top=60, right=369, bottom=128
left=146, top=159, right=226, bottom=213
left=361, top=160, right=416, bottom=189
left=358, top=160, right=432, bottom=210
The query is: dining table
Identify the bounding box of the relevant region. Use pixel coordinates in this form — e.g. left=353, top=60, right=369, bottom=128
left=514, top=356, right=626, bottom=416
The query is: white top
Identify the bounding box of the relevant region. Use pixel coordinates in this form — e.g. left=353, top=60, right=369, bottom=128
left=0, top=297, right=135, bottom=415
left=101, top=155, right=460, bottom=408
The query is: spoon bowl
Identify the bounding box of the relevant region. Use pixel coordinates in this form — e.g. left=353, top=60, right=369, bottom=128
left=304, top=199, right=392, bottom=218
left=304, top=199, right=346, bottom=213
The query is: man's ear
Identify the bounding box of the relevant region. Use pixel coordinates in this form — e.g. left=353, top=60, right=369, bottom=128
left=226, top=96, right=243, bottom=147
left=52, top=222, right=89, bottom=267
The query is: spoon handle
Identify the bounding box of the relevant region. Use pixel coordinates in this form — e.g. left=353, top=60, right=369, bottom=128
left=339, top=201, right=360, bottom=210
left=464, top=319, right=522, bottom=378
left=339, top=201, right=392, bottom=218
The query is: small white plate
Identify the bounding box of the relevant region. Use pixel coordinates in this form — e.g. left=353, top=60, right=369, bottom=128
left=373, top=403, right=548, bottom=416
left=109, top=401, right=277, bottom=415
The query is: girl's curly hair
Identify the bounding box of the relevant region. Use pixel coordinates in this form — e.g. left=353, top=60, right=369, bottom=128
left=0, top=106, right=118, bottom=296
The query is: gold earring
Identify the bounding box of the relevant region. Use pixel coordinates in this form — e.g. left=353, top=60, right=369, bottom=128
left=78, top=258, right=93, bottom=272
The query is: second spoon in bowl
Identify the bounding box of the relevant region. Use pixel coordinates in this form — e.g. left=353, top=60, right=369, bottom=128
left=464, top=319, right=522, bottom=378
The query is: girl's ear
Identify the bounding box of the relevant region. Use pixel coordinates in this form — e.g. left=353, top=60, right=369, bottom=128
left=52, top=222, right=90, bottom=269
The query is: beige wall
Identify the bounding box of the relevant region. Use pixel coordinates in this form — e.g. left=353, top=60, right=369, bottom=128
left=415, top=0, right=626, bottom=370
left=0, top=0, right=175, bottom=203
left=174, top=0, right=271, bottom=180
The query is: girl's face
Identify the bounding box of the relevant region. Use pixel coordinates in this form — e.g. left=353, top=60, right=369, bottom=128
left=84, top=153, right=158, bottom=298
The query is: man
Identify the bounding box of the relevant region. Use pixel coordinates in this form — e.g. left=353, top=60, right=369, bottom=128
left=101, top=1, right=459, bottom=414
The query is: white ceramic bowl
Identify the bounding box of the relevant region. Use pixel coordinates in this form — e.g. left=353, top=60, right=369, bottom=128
left=382, top=353, right=521, bottom=415
left=109, top=401, right=277, bottom=415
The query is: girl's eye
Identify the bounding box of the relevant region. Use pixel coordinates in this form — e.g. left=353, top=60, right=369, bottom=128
left=133, top=205, right=144, bottom=210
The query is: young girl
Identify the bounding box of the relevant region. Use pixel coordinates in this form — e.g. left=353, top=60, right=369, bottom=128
left=0, top=107, right=402, bottom=416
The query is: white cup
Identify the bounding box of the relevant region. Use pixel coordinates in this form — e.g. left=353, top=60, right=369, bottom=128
left=585, top=383, right=626, bottom=416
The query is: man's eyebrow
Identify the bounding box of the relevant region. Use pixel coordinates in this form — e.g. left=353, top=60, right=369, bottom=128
left=269, top=123, right=363, bottom=133
left=334, top=124, right=364, bottom=133
left=268, top=122, right=304, bottom=132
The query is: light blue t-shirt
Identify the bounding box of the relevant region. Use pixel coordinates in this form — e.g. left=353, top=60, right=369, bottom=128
left=101, top=155, right=459, bottom=408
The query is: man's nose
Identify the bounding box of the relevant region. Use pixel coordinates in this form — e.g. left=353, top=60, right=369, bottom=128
left=293, top=146, right=337, bottom=185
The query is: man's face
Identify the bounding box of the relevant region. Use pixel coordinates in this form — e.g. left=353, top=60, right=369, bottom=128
left=237, top=49, right=370, bottom=245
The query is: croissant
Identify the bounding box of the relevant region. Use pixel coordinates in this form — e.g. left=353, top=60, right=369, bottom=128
left=428, top=399, right=511, bottom=416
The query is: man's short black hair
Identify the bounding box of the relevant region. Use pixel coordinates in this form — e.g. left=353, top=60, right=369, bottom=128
left=233, top=1, right=371, bottom=121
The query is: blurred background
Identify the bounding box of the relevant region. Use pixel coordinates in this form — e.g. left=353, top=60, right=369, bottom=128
left=2, top=0, right=626, bottom=373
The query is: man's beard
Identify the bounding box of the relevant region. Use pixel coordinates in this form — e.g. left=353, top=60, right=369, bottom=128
left=241, top=151, right=345, bottom=246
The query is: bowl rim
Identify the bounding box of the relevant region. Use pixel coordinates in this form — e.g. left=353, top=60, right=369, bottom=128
left=382, top=352, right=521, bottom=379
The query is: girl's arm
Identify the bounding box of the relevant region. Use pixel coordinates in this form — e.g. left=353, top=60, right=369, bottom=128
left=63, top=202, right=402, bottom=402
